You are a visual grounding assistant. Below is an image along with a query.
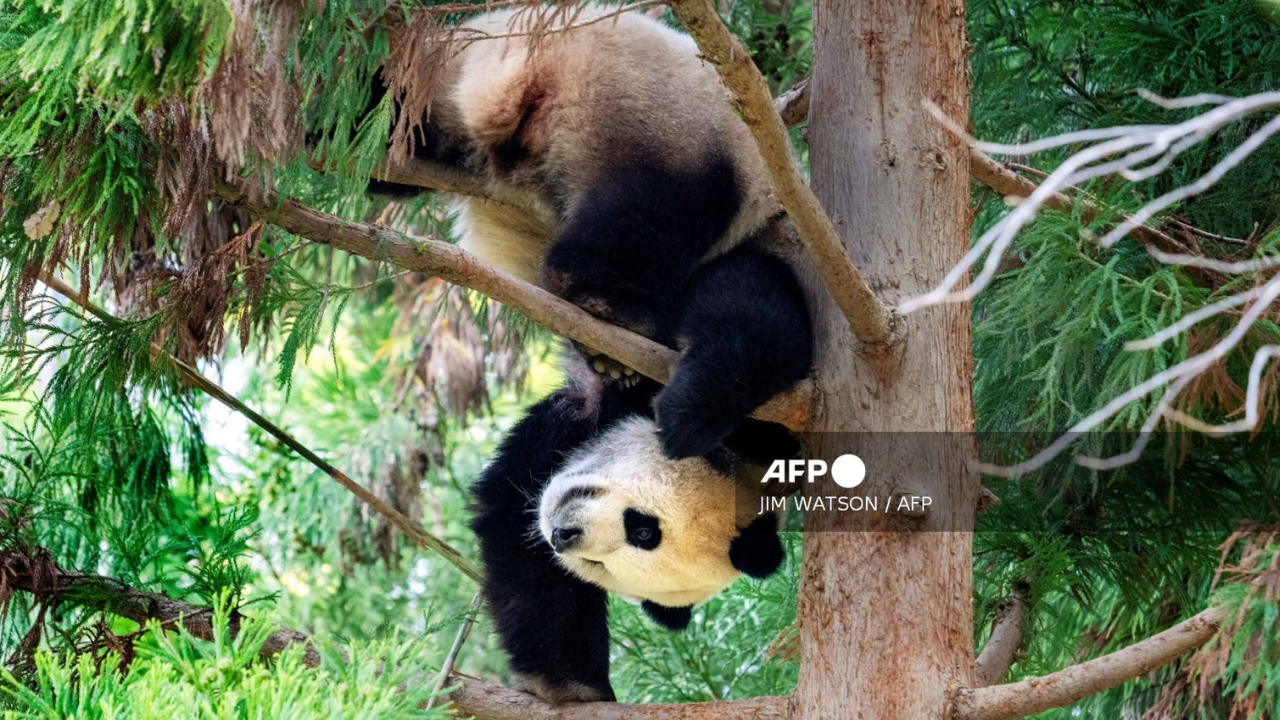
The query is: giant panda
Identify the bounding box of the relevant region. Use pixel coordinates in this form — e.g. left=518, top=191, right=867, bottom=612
left=470, top=374, right=793, bottom=705
left=370, top=6, right=815, bottom=460
left=365, top=6, right=817, bottom=703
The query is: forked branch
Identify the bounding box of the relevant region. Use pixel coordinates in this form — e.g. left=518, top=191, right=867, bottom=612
left=956, top=606, right=1224, bottom=720
left=667, top=0, right=896, bottom=350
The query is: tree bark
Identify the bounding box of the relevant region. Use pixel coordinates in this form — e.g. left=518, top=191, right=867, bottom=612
left=796, top=3, right=976, bottom=720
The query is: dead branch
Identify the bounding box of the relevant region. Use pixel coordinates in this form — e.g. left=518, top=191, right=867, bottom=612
left=667, top=0, right=896, bottom=351
left=966, top=151, right=1185, bottom=253
left=972, top=586, right=1027, bottom=687
left=773, top=75, right=1187, bottom=258
left=212, top=178, right=813, bottom=429
left=39, top=273, right=483, bottom=584
left=0, top=549, right=790, bottom=720
left=955, top=606, right=1224, bottom=720
left=899, top=92, right=1280, bottom=476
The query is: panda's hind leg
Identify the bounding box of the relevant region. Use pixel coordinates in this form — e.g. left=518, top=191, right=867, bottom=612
left=655, top=246, right=814, bottom=460
left=543, top=158, right=743, bottom=344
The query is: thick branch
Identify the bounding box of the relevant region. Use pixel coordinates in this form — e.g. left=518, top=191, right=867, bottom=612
left=972, top=587, right=1027, bottom=687
left=313, top=155, right=534, bottom=209
left=447, top=685, right=789, bottom=720
left=213, top=178, right=812, bottom=429
left=955, top=606, right=1224, bottom=720
left=1, top=551, right=789, bottom=720
left=667, top=0, right=895, bottom=350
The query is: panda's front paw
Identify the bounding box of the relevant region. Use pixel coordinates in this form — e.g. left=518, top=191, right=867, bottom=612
left=655, top=381, right=741, bottom=461
left=514, top=673, right=616, bottom=706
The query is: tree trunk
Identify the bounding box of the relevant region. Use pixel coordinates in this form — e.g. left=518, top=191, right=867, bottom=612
left=796, top=2, right=976, bottom=720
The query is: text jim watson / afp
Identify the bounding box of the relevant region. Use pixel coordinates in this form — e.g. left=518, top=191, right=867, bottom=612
left=757, top=454, right=935, bottom=517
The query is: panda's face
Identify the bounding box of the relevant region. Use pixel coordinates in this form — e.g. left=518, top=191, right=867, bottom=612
left=538, top=417, right=768, bottom=609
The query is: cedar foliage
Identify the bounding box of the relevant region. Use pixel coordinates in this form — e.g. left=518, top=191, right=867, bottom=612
left=0, top=0, right=1275, bottom=717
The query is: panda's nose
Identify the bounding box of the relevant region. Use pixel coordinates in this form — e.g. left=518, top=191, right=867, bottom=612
left=551, top=526, right=583, bottom=552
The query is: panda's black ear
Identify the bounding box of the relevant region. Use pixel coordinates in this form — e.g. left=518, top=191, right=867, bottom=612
left=730, top=513, right=785, bottom=579
left=642, top=601, right=693, bottom=631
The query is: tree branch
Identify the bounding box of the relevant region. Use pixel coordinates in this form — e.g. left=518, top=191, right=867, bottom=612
left=212, top=178, right=813, bottom=429
left=955, top=606, right=1224, bottom=720
left=39, top=273, right=483, bottom=584
left=773, top=77, right=811, bottom=128
left=966, top=151, right=1185, bottom=254
left=0, top=549, right=790, bottom=720
left=1, top=548, right=320, bottom=665
left=972, top=586, right=1027, bottom=687
left=667, top=0, right=896, bottom=350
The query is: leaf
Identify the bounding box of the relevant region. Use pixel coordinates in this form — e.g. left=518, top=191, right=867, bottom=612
left=22, top=199, right=61, bottom=240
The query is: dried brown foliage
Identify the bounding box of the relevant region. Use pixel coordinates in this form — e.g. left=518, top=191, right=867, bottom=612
left=1146, top=526, right=1280, bottom=720
left=1176, top=324, right=1280, bottom=437
left=201, top=0, right=306, bottom=171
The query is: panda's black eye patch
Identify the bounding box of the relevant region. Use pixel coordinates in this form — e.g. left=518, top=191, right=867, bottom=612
left=624, top=508, right=661, bottom=550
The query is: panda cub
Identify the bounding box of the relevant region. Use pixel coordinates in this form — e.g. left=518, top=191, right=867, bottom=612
left=369, top=6, right=817, bottom=705
left=470, top=376, right=794, bottom=705
left=372, top=7, right=814, bottom=460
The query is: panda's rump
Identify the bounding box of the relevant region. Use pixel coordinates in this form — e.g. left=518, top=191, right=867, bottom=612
left=454, top=198, right=556, bottom=284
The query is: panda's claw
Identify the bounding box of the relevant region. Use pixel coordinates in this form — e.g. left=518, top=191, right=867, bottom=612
left=577, top=346, right=639, bottom=385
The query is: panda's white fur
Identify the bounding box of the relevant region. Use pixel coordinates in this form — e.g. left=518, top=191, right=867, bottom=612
left=538, top=416, right=773, bottom=609
left=433, top=8, right=779, bottom=284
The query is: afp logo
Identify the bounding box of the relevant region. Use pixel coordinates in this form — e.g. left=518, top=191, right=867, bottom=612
left=760, top=454, right=867, bottom=489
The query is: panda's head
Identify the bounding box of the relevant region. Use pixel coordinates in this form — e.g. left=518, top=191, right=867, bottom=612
left=538, top=417, right=785, bottom=629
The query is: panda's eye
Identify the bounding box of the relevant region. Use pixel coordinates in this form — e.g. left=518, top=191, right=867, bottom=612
left=624, top=508, right=662, bottom=550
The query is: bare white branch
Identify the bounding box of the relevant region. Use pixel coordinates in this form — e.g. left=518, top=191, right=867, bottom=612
left=1164, top=345, right=1280, bottom=435
left=1124, top=284, right=1266, bottom=351
left=1147, top=248, right=1280, bottom=274
left=1099, top=113, right=1280, bottom=247
left=911, top=91, right=1280, bottom=475
left=1136, top=88, right=1237, bottom=109
left=975, top=274, right=1280, bottom=477
left=902, top=92, right=1280, bottom=314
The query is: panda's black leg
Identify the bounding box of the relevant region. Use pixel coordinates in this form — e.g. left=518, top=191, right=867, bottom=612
left=543, top=159, right=743, bottom=345
left=655, top=247, right=814, bottom=460
left=470, top=386, right=653, bottom=704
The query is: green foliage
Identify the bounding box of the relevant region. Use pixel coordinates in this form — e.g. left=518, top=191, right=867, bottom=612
left=608, top=532, right=801, bottom=702
left=0, top=0, right=1276, bottom=716
left=0, top=596, right=448, bottom=719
